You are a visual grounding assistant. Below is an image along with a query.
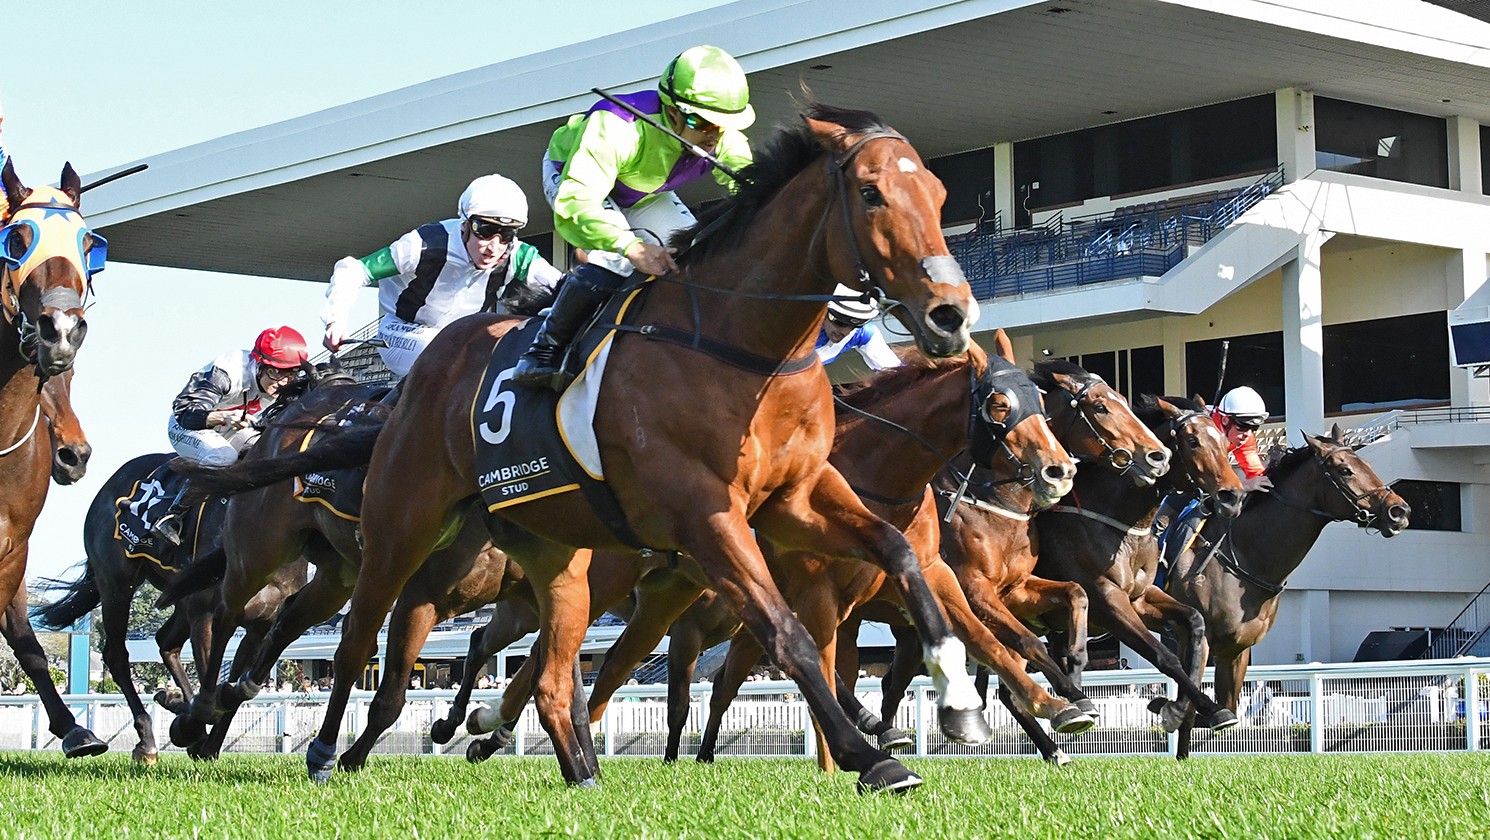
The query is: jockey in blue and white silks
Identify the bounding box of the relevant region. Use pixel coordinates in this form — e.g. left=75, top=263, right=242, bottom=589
left=319, top=174, right=563, bottom=377
left=816, top=284, right=901, bottom=372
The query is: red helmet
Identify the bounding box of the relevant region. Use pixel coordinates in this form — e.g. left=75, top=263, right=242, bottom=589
left=251, top=326, right=309, bottom=369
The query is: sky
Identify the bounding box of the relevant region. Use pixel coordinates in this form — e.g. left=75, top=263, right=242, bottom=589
left=5, top=0, right=733, bottom=584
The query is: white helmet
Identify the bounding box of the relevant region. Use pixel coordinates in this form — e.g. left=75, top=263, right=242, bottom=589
left=458, top=174, right=528, bottom=227
left=1217, top=385, right=1267, bottom=427
left=826, top=283, right=879, bottom=327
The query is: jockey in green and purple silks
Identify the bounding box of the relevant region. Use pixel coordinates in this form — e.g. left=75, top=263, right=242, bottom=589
left=511, top=45, right=756, bottom=389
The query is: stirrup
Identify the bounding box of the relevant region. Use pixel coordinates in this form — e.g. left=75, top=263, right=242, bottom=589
left=154, top=513, right=184, bottom=546
left=511, top=349, right=564, bottom=389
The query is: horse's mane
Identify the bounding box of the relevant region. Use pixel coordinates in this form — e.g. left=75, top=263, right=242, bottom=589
left=672, top=102, right=895, bottom=265
left=1265, top=443, right=1314, bottom=476
left=834, top=344, right=988, bottom=414
left=1031, top=358, right=1097, bottom=390
left=1132, top=393, right=1203, bottom=426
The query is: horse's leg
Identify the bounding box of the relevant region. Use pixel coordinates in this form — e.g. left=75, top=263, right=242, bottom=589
left=879, top=623, right=924, bottom=724
left=799, top=591, right=844, bottom=774
left=1005, top=576, right=1092, bottom=698
left=153, top=606, right=194, bottom=714
left=522, top=546, right=602, bottom=786
left=1086, top=583, right=1234, bottom=731
left=680, top=510, right=916, bottom=791
left=754, top=473, right=988, bottom=746
left=661, top=617, right=707, bottom=764
left=998, top=682, right=1070, bottom=765
left=100, top=582, right=160, bottom=763
left=433, top=597, right=537, bottom=744
left=832, top=617, right=904, bottom=747
left=923, top=561, right=1092, bottom=733
left=341, top=590, right=439, bottom=772
left=587, top=575, right=703, bottom=725
left=0, top=580, right=105, bottom=757
left=696, top=633, right=761, bottom=764
left=1134, top=586, right=1214, bottom=734
left=460, top=598, right=540, bottom=742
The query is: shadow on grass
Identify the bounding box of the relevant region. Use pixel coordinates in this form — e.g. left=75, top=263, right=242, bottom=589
left=0, top=752, right=302, bottom=784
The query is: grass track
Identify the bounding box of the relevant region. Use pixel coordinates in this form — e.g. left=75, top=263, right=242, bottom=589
left=1, top=751, right=1487, bottom=839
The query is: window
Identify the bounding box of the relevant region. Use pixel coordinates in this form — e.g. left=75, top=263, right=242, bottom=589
left=1069, top=344, right=1164, bottom=402
left=1314, top=98, right=1448, bottom=188
left=1481, top=125, right=1490, bottom=195
left=1390, top=480, right=1461, bottom=531
left=927, top=149, right=995, bottom=227
left=1013, top=96, right=1276, bottom=225
left=1185, top=332, right=1285, bottom=415
left=1323, top=313, right=1449, bottom=413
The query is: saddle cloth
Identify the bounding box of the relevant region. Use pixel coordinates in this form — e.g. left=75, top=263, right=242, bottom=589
left=114, top=459, right=216, bottom=567
left=290, top=401, right=381, bottom=522
left=472, top=285, right=651, bottom=544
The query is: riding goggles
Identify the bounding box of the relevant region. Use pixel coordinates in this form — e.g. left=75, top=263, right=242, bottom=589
left=680, top=110, right=718, bottom=132
left=468, top=216, right=521, bottom=242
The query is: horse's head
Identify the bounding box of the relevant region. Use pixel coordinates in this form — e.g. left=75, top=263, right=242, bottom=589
left=1, top=160, right=99, bottom=376
left=805, top=105, right=976, bottom=358
left=41, top=370, right=90, bottom=484
left=1300, top=424, right=1410, bottom=536
left=1033, top=359, right=1170, bottom=486
left=967, top=330, right=1074, bottom=507
left=1140, top=394, right=1245, bottom=519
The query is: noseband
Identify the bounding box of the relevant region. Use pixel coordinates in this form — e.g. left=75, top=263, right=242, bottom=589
left=1049, top=376, right=1135, bottom=474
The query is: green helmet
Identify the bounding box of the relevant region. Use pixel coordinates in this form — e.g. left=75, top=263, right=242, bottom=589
left=658, top=45, right=755, bottom=132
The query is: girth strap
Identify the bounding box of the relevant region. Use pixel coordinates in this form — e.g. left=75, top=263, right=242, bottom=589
left=1046, top=503, right=1150, bottom=537
left=938, top=488, right=1030, bottom=521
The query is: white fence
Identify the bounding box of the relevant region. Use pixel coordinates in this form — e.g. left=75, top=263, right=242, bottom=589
left=2, top=658, right=1485, bottom=758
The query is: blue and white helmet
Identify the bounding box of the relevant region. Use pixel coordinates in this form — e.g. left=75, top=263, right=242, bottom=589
left=826, top=283, right=879, bottom=327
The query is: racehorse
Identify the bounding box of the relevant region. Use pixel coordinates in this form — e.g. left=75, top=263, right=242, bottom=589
left=1034, top=394, right=1247, bottom=734
left=41, top=371, right=91, bottom=484
left=34, top=450, right=308, bottom=764
left=1167, top=426, right=1409, bottom=755
left=0, top=160, right=103, bottom=756
left=243, top=103, right=986, bottom=791
left=854, top=358, right=1173, bottom=764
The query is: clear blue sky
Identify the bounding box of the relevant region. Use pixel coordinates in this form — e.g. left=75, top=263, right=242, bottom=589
left=7, top=0, right=731, bottom=584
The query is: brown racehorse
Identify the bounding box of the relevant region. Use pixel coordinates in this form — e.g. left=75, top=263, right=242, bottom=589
left=1035, top=394, right=1246, bottom=734
left=41, top=371, right=91, bottom=485
left=1168, top=426, right=1409, bottom=756
left=273, top=104, right=987, bottom=792
left=853, top=357, right=1174, bottom=764
left=0, top=160, right=103, bottom=756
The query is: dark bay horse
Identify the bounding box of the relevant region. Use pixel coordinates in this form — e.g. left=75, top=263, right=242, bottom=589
left=1168, top=426, right=1409, bottom=754
left=863, top=358, right=1173, bottom=764
left=35, top=451, right=308, bottom=763
left=1034, top=394, right=1246, bottom=734
left=273, top=104, right=986, bottom=791
left=0, top=161, right=105, bottom=757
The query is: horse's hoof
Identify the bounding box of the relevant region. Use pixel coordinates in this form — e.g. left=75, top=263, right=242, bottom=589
left=573, top=777, right=600, bottom=789
left=488, top=725, right=516, bottom=750
left=466, top=705, right=501, bottom=735
left=695, top=752, right=715, bottom=764
left=1052, top=706, right=1097, bottom=735
left=1075, top=697, right=1101, bottom=718
left=168, top=716, right=206, bottom=749
left=1206, top=708, right=1239, bottom=732
left=131, top=746, right=158, bottom=766
left=465, top=740, right=495, bottom=764
left=1158, top=701, right=1189, bottom=733
left=153, top=689, right=187, bottom=714
left=307, top=739, right=338, bottom=783
left=938, top=706, right=991, bottom=746
left=1146, top=696, right=1168, bottom=715
left=187, top=742, right=220, bottom=762
left=430, top=717, right=457, bottom=745
left=1045, top=749, right=1072, bottom=767
left=61, top=726, right=108, bottom=759
left=877, top=727, right=914, bottom=752
left=856, top=758, right=922, bottom=794
left=337, top=755, right=365, bottom=774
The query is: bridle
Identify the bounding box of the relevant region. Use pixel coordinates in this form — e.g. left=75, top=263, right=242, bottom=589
left=1159, top=409, right=1219, bottom=498
left=1046, top=375, right=1136, bottom=475
left=2, top=198, right=96, bottom=371
left=1268, top=445, right=1394, bottom=531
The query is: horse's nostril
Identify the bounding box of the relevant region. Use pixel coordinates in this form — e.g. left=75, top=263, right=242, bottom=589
left=1042, top=464, right=1070, bottom=483
left=1389, top=506, right=1409, bottom=523
left=1146, top=450, right=1169, bottom=464
left=927, top=304, right=966, bottom=336
left=58, top=449, right=79, bottom=467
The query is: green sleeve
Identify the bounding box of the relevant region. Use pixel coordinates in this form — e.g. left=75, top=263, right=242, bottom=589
left=551, top=111, right=644, bottom=255
left=713, top=129, right=754, bottom=194
left=358, top=247, right=399, bottom=282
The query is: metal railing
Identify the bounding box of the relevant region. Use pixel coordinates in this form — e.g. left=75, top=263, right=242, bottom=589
left=4, top=658, right=1483, bottom=759
left=948, top=167, right=1285, bottom=300
left=1424, top=580, right=1490, bottom=659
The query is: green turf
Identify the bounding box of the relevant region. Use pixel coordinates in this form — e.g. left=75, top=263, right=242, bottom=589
left=0, top=751, right=1486, bottom=839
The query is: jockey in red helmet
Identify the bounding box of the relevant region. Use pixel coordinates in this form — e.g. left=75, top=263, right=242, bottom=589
left=153, top=326, right=309, bottom=544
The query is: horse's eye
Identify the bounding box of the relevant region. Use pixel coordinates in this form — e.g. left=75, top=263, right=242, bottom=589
left=5, top=228, right=26, bottom=260
left=860, top=185, right=885, bottom=207
left=1093, top=403, right=1110, bottom=415
left=1187, top=436, right=1201, bottom=448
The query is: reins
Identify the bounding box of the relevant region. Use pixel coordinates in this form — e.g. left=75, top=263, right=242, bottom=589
left=0, top=404, right=41, bottom=457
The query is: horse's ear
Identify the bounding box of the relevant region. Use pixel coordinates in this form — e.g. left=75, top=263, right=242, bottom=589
left=1192, top=393, right=1209, bottom=410
left=804, top=114, right=853, bottom=158
left=2, top=158, right=32, bottom=217
left=1156, top=397, right=1179, bottom=417
left=992, top=329, right=1015, bottom=364
left=1330, top=423, right=1345, bottom=444
left=59, top=163, right=82, bottom=208
left=1303, top=430, right=1326, bottom=453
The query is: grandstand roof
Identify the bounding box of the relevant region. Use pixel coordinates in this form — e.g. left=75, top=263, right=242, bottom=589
left=83, top=0, right=1490, bottom=281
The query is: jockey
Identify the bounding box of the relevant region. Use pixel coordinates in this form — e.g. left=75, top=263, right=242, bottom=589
left=153, top=326, right=309, bottom=544
left=1153, top=385, right=1273, bottom=569
left=319, top=174, right=563, bottom=377
left=511, top=45, right=756, bottom=389
left=817, top=284, right=901, bottom=372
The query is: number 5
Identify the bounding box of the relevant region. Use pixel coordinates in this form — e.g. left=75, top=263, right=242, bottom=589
left=479, top=369, right=517, bottom=445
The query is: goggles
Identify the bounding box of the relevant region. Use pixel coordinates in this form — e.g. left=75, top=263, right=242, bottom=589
left=826, top=312, right=869, bottom=329
left=258, top=364, right=300, bottom=382
left=680, top=110, right=717, bottom=132
left=1229, top=414, right=1265, bottom=431
left=468, top=217, right=521, bottom=242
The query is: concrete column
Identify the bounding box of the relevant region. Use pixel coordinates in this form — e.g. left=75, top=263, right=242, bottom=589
left=993, top=142, right=1015, bottom=231
left=1163, top=323, right=1187, bottom=396
left=1275, top=88, right=1315, bottom=184
left=1448, top=249, right=1490, bottom=407
left=1282, top=230, right=1331, bottom=445
left=1447, top=116, right=1482, bottom=194
left=1298, top=589, right=1332, bottom=663
left=551, top=230, right=572, bottom=271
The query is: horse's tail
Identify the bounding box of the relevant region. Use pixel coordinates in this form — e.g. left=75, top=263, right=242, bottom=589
left=172, top=421, right=386, bottom=501
left=32, top=563, right=100, bottom=630
left=155, top=545, right=227, bottom=609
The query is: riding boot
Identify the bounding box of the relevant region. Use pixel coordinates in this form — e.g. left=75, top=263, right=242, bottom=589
left=511, top=264, right=627, bottom=391
left=152, top=479, right=194, bottom=547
